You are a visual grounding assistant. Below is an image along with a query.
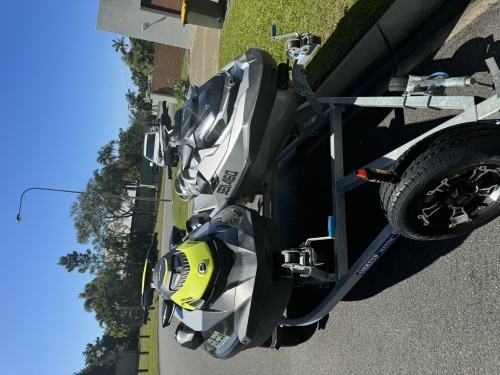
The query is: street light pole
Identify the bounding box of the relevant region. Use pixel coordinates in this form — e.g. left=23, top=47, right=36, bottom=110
left=16, top=186, right=172, bottom=222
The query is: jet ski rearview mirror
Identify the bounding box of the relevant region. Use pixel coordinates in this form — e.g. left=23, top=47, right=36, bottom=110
left=187, top=85, right=198, bottom=99
left=186, top=213, right=211, bottom=233
left=169, top=226, right=186, bottom=250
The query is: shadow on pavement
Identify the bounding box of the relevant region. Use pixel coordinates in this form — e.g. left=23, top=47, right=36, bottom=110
left=344, top=234, right=467, bottom=301
left=411, top=35, right=500, bottom=79
left=275, top=12, right=500, bottom=309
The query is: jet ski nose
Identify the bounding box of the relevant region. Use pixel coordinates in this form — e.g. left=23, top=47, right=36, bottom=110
left=153, top=241, right=215, bottom=311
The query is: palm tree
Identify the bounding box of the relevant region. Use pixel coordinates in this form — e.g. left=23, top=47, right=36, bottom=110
left=80, top=281, right=98, bottom=312
left=111, top=37, right=128, bottom=54
left=97, top=140, right=118, bottom=166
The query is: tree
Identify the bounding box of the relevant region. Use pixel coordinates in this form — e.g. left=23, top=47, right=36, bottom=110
left=70, top=181, right=111, bottom=245
left=58, top=249, right=101, bottom=274
left=70, top=118, right=148, bottom=248
left=123, top=38, right=155, bottom=74
left=111, top=37, right=128, bottom=54
left=74, top=366, right=114, bottom=375
left=79, top=273, right=124, bottom=330
left=116, top=122, right=148, bottom=181
left=173, top=79, right=188, bottom=101
left=97, top=141, right=118, bottom=166
left=125, top=89, right=151, bottom=112
left=129, top=68, right=150, bottom=96
left=74, top=334, right=132, bottom=375
left=84, top=335, right=120, bottom=368
left=119, top=38, right=155, bottom=96
left=78, top=262, right=144, bottom=336
left=70, top=35, right=160, bottom=373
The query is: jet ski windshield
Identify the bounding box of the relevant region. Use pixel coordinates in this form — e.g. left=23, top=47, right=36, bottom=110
left=193, top=75, right=224, bottom=148
left=178, top=98, right=197, bottom=140
left=174, top=73, right=235, bottom=152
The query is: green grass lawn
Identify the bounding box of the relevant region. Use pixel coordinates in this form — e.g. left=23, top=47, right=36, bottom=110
left=174, top=50, right=190, bottom=113
left=219, top=0, right=395, bottom=89
left=135, top=173, right=166, bottom=375
left=138, top=304, right=157, bottom=375
left=170, top=165, right=189, bottom=229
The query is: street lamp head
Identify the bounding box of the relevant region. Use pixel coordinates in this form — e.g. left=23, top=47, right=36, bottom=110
left=16, top=214, right=22, bottom=222
left=142, top=22, right=150, bottom=30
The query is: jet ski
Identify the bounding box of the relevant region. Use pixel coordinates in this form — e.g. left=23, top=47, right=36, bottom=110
left=172, top=47, right=298, bottom=207
left=153, top=205, right=293, bottom=358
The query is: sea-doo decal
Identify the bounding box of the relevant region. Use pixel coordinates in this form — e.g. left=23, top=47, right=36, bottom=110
left=357, top=233, right=399, bottom=275
left=216, top=170, right=239, bottom=195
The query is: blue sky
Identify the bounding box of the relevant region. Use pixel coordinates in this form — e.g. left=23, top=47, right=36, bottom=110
left=1, top=1, right=133, bottom=374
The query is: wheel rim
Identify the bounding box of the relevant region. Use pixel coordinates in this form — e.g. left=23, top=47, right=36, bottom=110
left=417, top=165, right=500, bottom=229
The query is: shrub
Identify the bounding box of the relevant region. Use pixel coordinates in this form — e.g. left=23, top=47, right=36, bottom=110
left=173, top=79, right=188, bottom=101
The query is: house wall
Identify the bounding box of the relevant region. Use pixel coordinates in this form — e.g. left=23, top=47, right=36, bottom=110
left=97, top=0, right=194, bottom=49
left=150, top=93, right=177, bottom=104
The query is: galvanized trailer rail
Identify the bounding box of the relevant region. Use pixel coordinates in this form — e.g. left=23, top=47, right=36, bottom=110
left=278, top=60, right=500, bottom=326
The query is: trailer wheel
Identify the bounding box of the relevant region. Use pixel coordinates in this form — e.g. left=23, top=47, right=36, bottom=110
left=380, top=123, right=500, bottom=240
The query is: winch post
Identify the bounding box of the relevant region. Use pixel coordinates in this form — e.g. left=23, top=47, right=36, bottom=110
left=485, top=57, right=500, bottom=97
left=330, top=106, right=348, bottom=279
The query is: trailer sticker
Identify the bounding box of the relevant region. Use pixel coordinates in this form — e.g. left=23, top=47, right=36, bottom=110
left=207, top=331, right=230, bottom=349
left=216, top=170, right=239, bottom=195
left=357, top=233, right=399, bottom=275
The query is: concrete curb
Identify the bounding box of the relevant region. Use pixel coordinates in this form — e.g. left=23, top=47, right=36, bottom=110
left=316, top=0, right=470, bottom=97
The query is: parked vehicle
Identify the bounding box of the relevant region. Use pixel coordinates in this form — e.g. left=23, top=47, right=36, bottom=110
left=143, top=126, right=179, bottom=168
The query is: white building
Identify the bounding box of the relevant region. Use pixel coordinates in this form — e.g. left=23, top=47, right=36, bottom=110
left=96, top=0, right=194, bottom=49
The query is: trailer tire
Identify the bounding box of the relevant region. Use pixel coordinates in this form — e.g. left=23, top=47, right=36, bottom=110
left=380, top=122, right=500, bottom=240
left=388, top=77, right=409, bottom=92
